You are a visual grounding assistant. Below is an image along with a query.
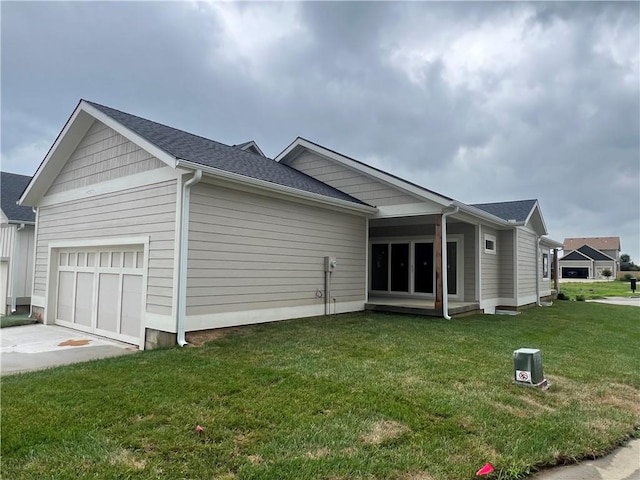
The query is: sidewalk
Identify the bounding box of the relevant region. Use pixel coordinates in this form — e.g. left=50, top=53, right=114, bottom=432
left=534, top=438, right=639, bottom=479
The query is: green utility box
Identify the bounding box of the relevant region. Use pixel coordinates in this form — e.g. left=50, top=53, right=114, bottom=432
left=513, top=348, right=548, bottom=389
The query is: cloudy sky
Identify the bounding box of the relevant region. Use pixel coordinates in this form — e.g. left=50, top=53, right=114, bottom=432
left=2, top=1, right=639, bottom=260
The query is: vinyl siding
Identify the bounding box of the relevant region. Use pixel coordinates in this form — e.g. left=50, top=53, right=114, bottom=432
left=45, top=120, right=166, bottom=196
left=517, top=228, right=537, bottom=299
left=186, top=183, right=366, bottom=316
left=0, top=224, right=34, bottom=299
left=481, top=226, right=500, bottom=299
left=34, top=180, right=177, bottom=315
left=289, top=151, right=420, bottom=206
left=498, top=230, right=515, bottom=298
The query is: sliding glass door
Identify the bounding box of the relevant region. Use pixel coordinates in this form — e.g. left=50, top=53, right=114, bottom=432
left=370, top=240, right=459, bottom=297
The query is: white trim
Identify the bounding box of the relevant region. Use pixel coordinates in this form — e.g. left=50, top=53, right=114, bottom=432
left=37, top=167, right=179, bottom=207
left=475, top=224, right=481, bottom=302
left=365, top=217, right=369, bottom=303
left=31, top=295, right=46, bottom=307
left=177, top=160, right=377, bottom=215
left=375, top=203, right=444, bottom=218
left=145, top=311, right=176, bottom=333
left=484, top=233, right=497, bottom=254
left=48, top=236, right=150, bottom=249
left=186, top=300, right=365, bottom=331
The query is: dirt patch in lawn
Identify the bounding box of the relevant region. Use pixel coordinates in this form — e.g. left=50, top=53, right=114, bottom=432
left=360, top=420, right=410, bottom=445
left=186, top=326, right=253, bottom=346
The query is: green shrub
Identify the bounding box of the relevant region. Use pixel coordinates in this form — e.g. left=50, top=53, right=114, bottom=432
left=575, top=294, right=586, bottom=302
left=557, top=291, right=569, bottom=300
left=621, top=273, right=634, bottom=282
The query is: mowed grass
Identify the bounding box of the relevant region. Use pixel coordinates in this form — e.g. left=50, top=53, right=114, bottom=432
left=559, top=280, right=639, bottom=300
left=2, top=302, right=639, bottom=480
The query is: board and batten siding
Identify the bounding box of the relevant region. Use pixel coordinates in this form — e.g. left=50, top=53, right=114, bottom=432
left=0, top=224, right=34, bottom=300
left=498, top=230, right=515, bottom=298
left=288, top=151, right=420, bottom=206
left=517, top=228, right=538, bottom=299
left=186, top=183, right=366, bottom=317
left=33, top=180, right=177, bottom=315
left=45, top=120, right=166, bottom=196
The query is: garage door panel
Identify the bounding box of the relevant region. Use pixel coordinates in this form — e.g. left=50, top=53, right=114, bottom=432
left=55, top=246, right=145, bottom=346
left=121, top=275, right=143, bottom=338
left=57, top=271, right=75, bottom=322
left=97, top=273, right=120, bottom=333
left=74, top=272, right=94, bottom=327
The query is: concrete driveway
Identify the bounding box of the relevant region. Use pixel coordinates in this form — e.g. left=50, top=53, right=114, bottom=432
left=587, top=296, right=640, bottom=307
left=1, top=324, right=138, bottom=375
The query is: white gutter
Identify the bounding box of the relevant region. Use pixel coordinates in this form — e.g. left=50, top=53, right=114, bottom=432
left=441, top=205, right=459, bottom=320
left=177, top=169, right=202, bottom=347
left=29, top=207, right=38, bottom=318
left=10, top=223, right=26, bottom=313
left=536, top=236, right=542, bottom=307
left=175, top=159, right=377, bottom=215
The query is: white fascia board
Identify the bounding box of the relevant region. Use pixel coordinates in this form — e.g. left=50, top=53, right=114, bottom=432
left=540, top=236, right=563, bottom=249
left=7, top=220, right=35, bottom=226
left=276, top=138, right=451, bottom=207
left=524, top=201, right=548, bottom=235
left=19, top=101, right=178, bottom=207
left=20, top=106, right=94, bottom=206
left=81, top=101, right=176, bottom=169
left=374, top=203, right=444, bottom=218
left=176, top=159, right=377, bottom=215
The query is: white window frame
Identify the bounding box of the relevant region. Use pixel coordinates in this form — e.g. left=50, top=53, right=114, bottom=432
left=484, top=234, right=497, bottom=254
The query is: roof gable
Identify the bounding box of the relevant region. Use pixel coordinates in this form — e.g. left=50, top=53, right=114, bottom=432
left=1, top=172, right=36, bottom=223
left=20, top=101, right=369, bottom=209
left=562, top=250, right=592, bottom=261
left=235, top=141, right=265, bottom=157
left=471, top=199, right=547, bottom=234
left=577, top=244, right=615, bottom=261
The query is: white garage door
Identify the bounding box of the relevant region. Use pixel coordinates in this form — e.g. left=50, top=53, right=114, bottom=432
left=55, top=246, right=145, bottom=346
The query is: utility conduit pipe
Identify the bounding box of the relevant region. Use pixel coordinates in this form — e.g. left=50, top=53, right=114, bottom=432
left=177, top=169, right=202, bottom=347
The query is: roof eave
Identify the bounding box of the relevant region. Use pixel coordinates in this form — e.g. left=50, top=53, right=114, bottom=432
left=176, top=159, right=378, bottom=215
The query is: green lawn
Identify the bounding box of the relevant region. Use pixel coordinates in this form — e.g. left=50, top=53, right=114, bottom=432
left=2, top=302, right=639, bottom=480
left=0, top=314, right=36, bottom=328
left=559, top=280, right=639, bottom=300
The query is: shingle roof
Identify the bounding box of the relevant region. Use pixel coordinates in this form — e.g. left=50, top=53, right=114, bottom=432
left=86, top=101, right=367, bottom=206
left=1, top=172, right=36, bottom=223
left=577, top=245, right=615, bottom=261
left=561, top=250, right=591, bottom=261
left=564, top=237, right=620, bottom=251
left=470, top=199, right=537, bottom=223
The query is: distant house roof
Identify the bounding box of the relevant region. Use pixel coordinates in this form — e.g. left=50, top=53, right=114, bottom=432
left=561, top=245, right=616, bottom=262
left=1, top=172, right=36, bottom=223
left=470, top=199, right=538, bottom=223
left=562, top=250, right=592, bottom=261
left=86, top=101, right=368, bottom=207
left=564, top=237, right=620, bottom=251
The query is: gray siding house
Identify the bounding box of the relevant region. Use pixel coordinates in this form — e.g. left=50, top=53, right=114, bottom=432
left=1, top=172, right=36, bottom=315
left=560, top=237, right=620, bottom=279
left=20, top=100, right=561, bottom=349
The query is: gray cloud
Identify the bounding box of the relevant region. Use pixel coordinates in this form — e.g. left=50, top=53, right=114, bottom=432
left=2, top=1, right=638, bottom=260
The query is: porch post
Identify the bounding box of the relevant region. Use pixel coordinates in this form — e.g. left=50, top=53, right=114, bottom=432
left=434, top=214, right=443, bottom=312
left=552, top=248, right=559, bottom=292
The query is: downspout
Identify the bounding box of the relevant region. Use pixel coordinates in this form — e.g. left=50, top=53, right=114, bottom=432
left=536, top=236, right=542, bottom=307
left=10, top=223, right=26, bottom=313
left=177, top=169, right=202, bottom=347
left=441, top=205, right=459, bottom=320
left=29, top=208, right=38, bottom=318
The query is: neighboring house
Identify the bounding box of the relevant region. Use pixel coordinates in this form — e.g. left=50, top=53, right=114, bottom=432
left=560, top=237, right=621, bottom=279
left=19, top=100, right=561, bottom=349
left=1, top=172, right=36, bottom=315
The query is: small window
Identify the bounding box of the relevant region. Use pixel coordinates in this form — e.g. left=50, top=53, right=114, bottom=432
left=59, top=252, right=68, bottom=266
left=87, top=253, right=96, bottom=267
left=77, top=252, right=86, bottom=267
left=543, top=253, right=549, bottom=279
left=484, top=234, right=496, bottom=254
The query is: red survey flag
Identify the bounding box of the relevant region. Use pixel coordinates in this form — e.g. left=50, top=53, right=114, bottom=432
left=476, top=463, right=494, bottom=475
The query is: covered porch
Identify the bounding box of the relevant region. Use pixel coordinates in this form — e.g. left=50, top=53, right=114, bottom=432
left=365, top=295, right=481, bottom=317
